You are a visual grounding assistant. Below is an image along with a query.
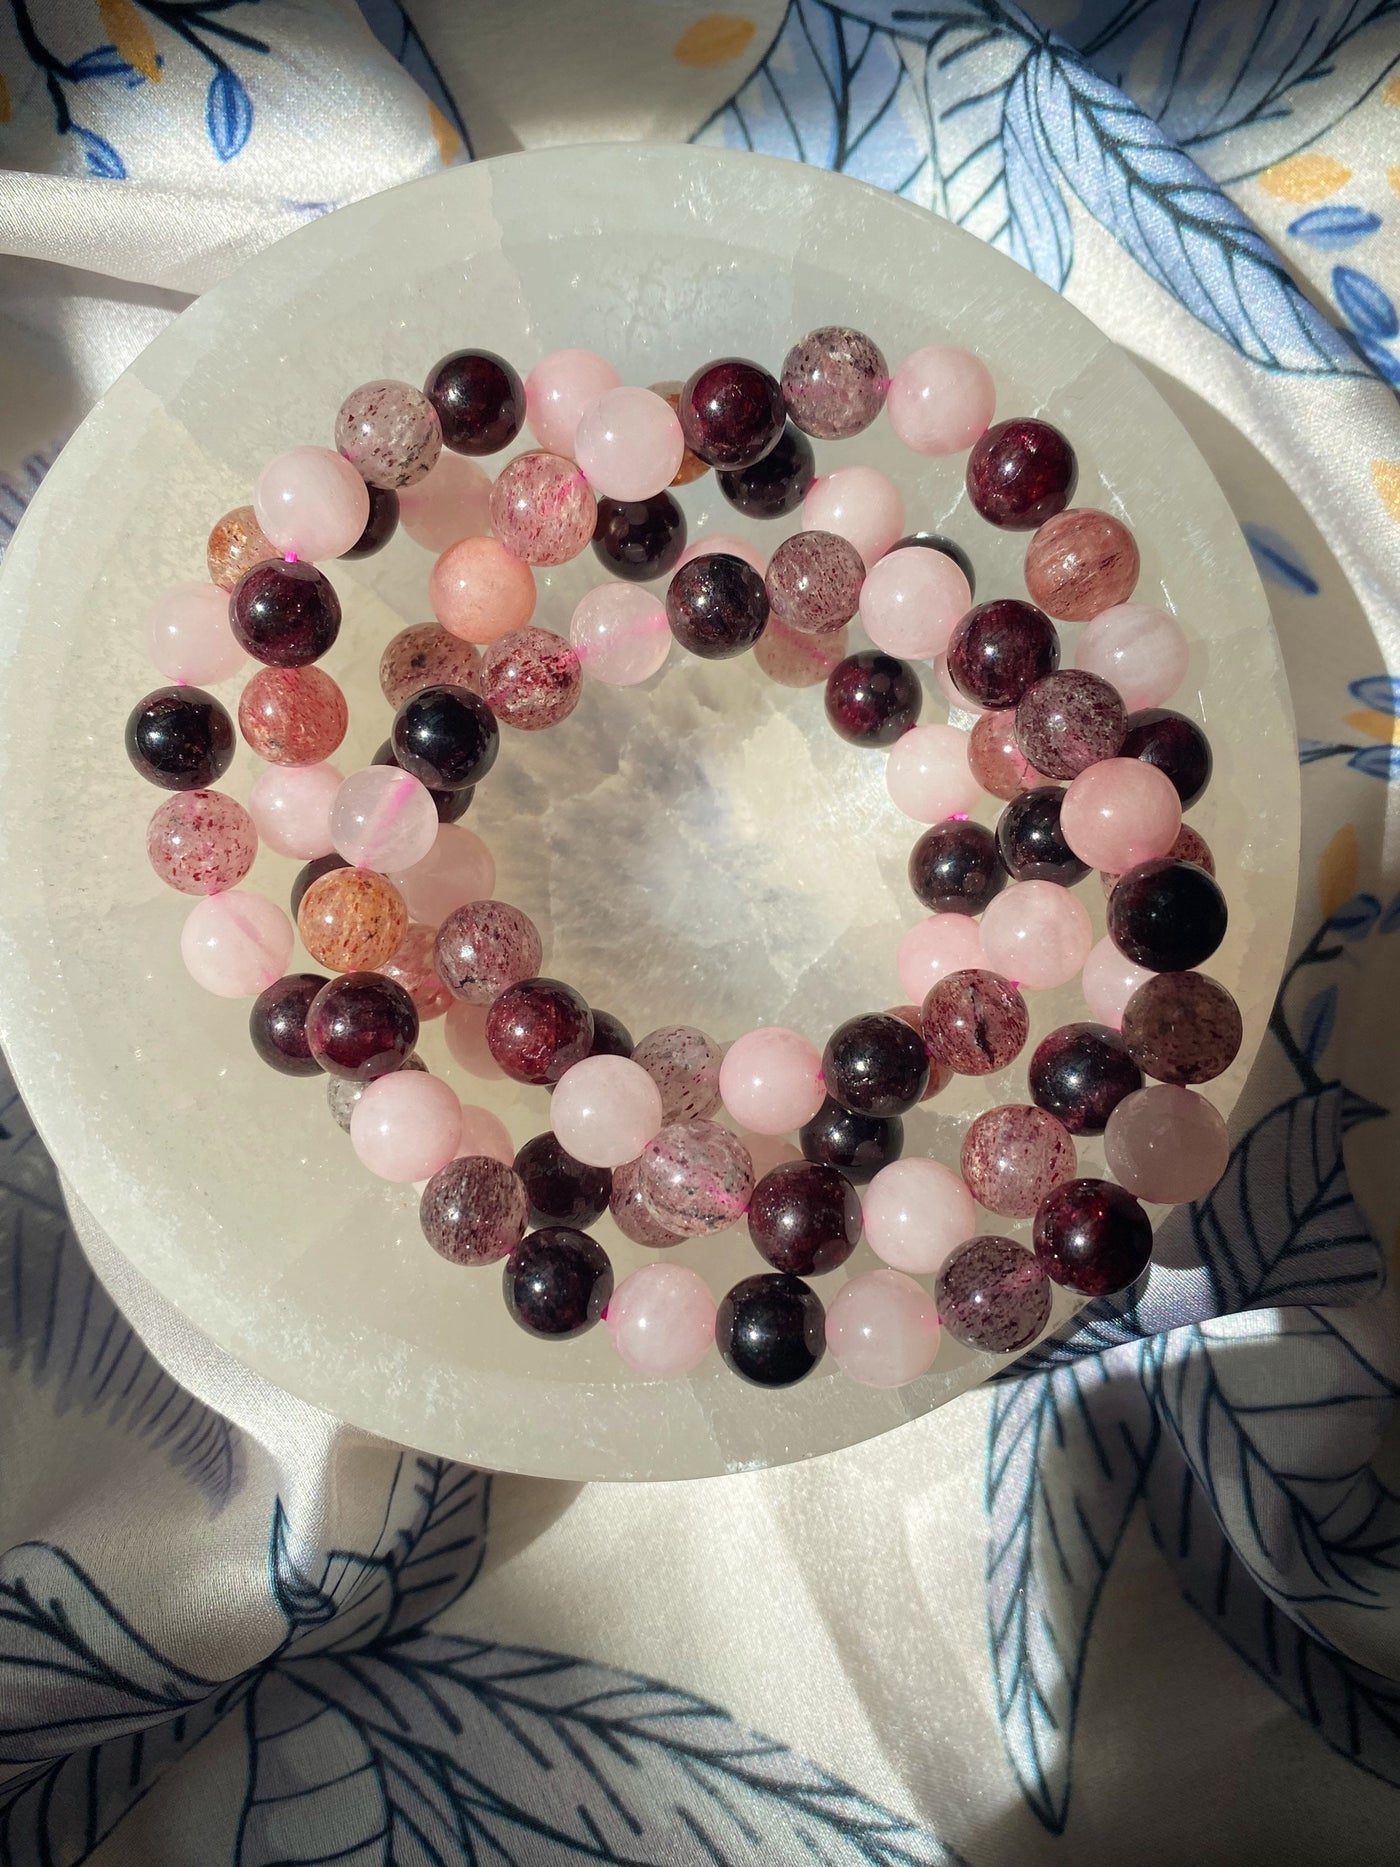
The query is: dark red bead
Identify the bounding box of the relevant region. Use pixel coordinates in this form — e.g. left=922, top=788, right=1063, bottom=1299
left=966, top=417, right=1078, bottom=529
left=372, top=739, right=473, bottom=822
left=486, top=977, right=594, bottom=1085
left=513, top=1132, right=612, bottom=1228
left=892, top=532, right=976, bottom=597
left=946, top=599, right=1059, bottom=709
left=747, top=1162, right=861, bottom=1276
left=717, top=423, right=815, bottom=519
left=587, top=1009, right=635, bottom=1058
left=592, top=491, right=687, bottom=582
left=307, top=972, right=419, bottom=1081
left=230, top=560, right=341, bottom=667
left=391, top=684, right=498, bottom=790
left=503, top=1228, right=613, bottom=1338
left=1108, top=858, right=1228, bottom=972
left=341, top=483, right=399, bottom=559
left=1122, top=708, right=1213, bottom=808
left=1033, top=1177, right=1153, bottom=1296
left=125, top=686, right=235, bottom=790
left=249, top=972, right=328, bottom=1077
left=716, top=1273, right=826, bottom=1386
left=825, top=650, right=922, bottom=746
left=424, top=348, right=525, bottom=455
left=996, top=786, right=1089, bottom=885
left=822, top=1012, right=929, bottom=1116
left=290, top=853, right=349, bottom=918
left=799, top=1095, right=903, bottom=1183
left=1028, top=1022, right=1143, bottom=1135
left=679, top=357, right=786, bottom=470
left=666, top=553, right=770, bottom=658
left=908, top=819, right=1005, bottom=915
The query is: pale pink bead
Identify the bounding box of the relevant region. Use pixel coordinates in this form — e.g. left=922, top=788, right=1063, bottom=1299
left=936, top=653, right=986, bottom=716
left=825, top=1268, right=941, bottom=1387
left=180, top=891, right=293, bottom=998
left=885, top=723, right=980, bottom=824
left=1104, top=1084, right=1231, bottom=1205
left=1060, top=758, right=1182, bottom=872
left=886, top=345, right=996, bottom=456
left=550, top=1056, right=664, bottom=1169
left=525, top=349, right=622, bottom=456
left=146, top=581, right=244, bottom=684
left=575, top=387, right=684, bottom=501
left=389, top=823, right=496, bottom=926
left=455, top=1103, right=515, bottom=1168
left=801, top=466, right=904, bottom=569
left=444, top=1000, right=506, bottom=1080
left=896, top=913, right=986, bottom=1003
left=247, top=761, right=342, bottom=860
left=863, top=1157, right=976, bottom=1275
left=718, top=1027, right=825, bottom=1136
left=606, top=1263, right=717, bottom=1377
left=330, top=766, right=439, bottom=873
left=979, top=881, right=1093, bottom=991
left=859, top=546, right=970, bottom=660
left=569, top=584, right=671, bottom=685
left=1075, top=603, right=1190, bottom=711
left=754, top=618, right=849, bottom=688
left=397, top=452, right=492, bottom=552
left=350, top=1071, right=462, bottom=1183
left=743, top=1134, right=802, bottom=1180
left=253, top=446, right=369, bottom=561
left=430, top=536, right=536, bottom=644
left=1081, top=934, right=1155, bottom=1029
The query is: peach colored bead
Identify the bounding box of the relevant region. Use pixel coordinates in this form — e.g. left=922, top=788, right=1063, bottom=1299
left=676, top=532, right=767, bottom=575
left=379, top=924, right=454, bottom=1020
left=718, top=1027, right=825, bottom=1136
left=181, top=891, right=293, bottom=998
left=1075, top=602, right=1190, bottom=711
left=207, top=504, right=279, bottom=591
left=606, top=1263, right=717, bottom=1377
left=146, top=581, right=245, bottom=684
left=754, top=617, right=849, bottom=688
left=886, top=345, right=996, bottom=456
left=456, top=1104, right=515, bottom=1167
left=859, top=546, right=971, bottom=661
left=896, top=913, right=986, bottom=1003
left=1024, top=508, right=1140, bottom=621
left=801, top=466, right=904, bottom=568
left=885, top=723, right=980, bottom=824
left=238, top=666, right=347, bottom=766
left=298, top=868, right=407, bottom=972
left=247, top=761, right=342, bottom=860
left=569, top=584, right=671, bottom=686
left=253, top=445, right=369, bottom=561
left=330, top=766, right=439, bottom=873
left=969, top=709, right=1041, bottom=797
left=575, top=387, right=685, bottom=502
left=351, top=1071, right=462, bottom=1182
left=525, top=348, right=622, bottom=456
left=1060, top=758, right=1182, bottom=873
left=862, top=1157, right=976, bottom=1276
left=444, top=1000, right=506, bottom=1080
left=979, top=881, right=1093, bottom=991
left=550, top=1056, right=665, bottom=1169
left=397, top=452, right=492, bottom=552
left=1081, top=934, right=1154, bottom=1029
left=825, top=1268, right=941, bottom=1387
left=430, top=535, right=537, bottom=644
left=1103, top=1084, right=1230, bottom=1205
left=389, top=822, right=496, bottom=926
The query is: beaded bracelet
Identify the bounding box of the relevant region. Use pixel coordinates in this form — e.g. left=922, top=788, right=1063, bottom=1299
left=126, top=326, right=1239, bottom=1394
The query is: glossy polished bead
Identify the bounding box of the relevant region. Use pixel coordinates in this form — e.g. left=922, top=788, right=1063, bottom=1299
left=486, top=977, right=594, bottom=1085
left=908, top=819, right=1004, bottom=915
left=887, top=344, right=995, bottom=454
left=921, top=970, right=1028, bottom=1075
left=430, top=536, right=536, bottom=644
left=1109, top=859, right=1227, bottom=972
left=525, top=350, right=621, bottom=457
left=679, top=357, right=785, bottom=470
left=826, top=1269, right=940, bottom=1388
left=1024, top=508, right=1139, bottom=621
left=392, top=684, right=499, bottom=789
left=342, top=483, right=400, bottom=560
left=896, top=913, right=986, bottom=1002
left=351, top=1070, right=462, bottom=1182
left=996, top=786, right=1088, bottom=885
left=1121, top=708, right=1212, bottom=808
left=328, top=766, right=437, bottom=872
left=610, top=1155, right=687, bottom=1248
left=1016, top=670, right=1126, bottom=779
left=884, top=1007, right=952, bottom=1102
left=894, top=532, right=976, bottom=594
left=426, top=348, right=526, bottom=455
left=181, top=892, right=293, bottom=998
left=569, top=583, right=670, bottom=685
left=239, top=666, right=346, bottom=766
left=716, top=1273, right=825, bottom=1386
left=862, top=1156, right=975, bottom=1275
left=676, top=531, right=765, bottom=576
left=632, top=1026, right=723, bottom=1122
left=980, top=882, right=1093, bottom=991
left=969, top=709, right=1043, bottom=800
left=421, top=1156, right=528, bottom=1265
left=1122, top=971, right=1242, bottom=1084
left=146, top=581, right=244, bottom=685
left=799, top=1096, right=902, bottom=1183
left=823, top=1012, right=928, bottom=1116
left=826, top=650, right=921, bottom=746
left=649, top=382, right=710, bottom=484
left=230, top=560, right=341, bottom=668
left=1165, top=823, right=1214, bottom=876
left=719, top=1027, right=825, bottom=1135
left=1104, top=1084, right=1231, bottom=1204
left=326, top=1055, right=424, bottom=1135
left=455, top=1104, right=515, bottom=1167
left=290, top=853, right=347, bottom=918
left=147, top=790, right=257, bottom=895
left=505, top=1228, right=614, bottom=1337
left=747, top=1161, right=860, bottom=1275
left=1029, top=1022, right=1143, bottom=1134
left=1059, top=757, right=1181, bottom=874
left=396, top=452, right=493, bottom=551
left=1076, top=603, right=1189, bottom=712
left=434, top=901, right=542, bottom=1005
left=593, top=491, right=687, bottom=582
left=861, top=546, right=971, bottom=662
left=126, top=686, right=234, bottom=791
left=335, top=379, right=441, bottom=489
left=254, top=445, right=368, bottom=560
left=755, top=618, right=849, bottom=688
left=802, top=466, right=904, bottom=567
left=1033, top=1178, right=1153, bottom=1295
left=515, top=1131, right=613, bottom=1227
left=589, top=1010, right=635, bottom=1058
left=960, top=1104, right=1076, bottom=1218
left=717, top=423, right=815, bottom=519
left=389, top=822, right=495, bottom=926
left=298, top=867, right=408, bottom=972
left=207, top=504, right=279, bottom=591
left=443, top=1001, right=505, bottom=1080
left=247, top=761, right=341, bottom=859
left=607, top=1264, right=716, bottom=1377
left=639, top=1120, right=754, bottom=1236
left=489, top=450, right=597, bottom=566
left=966, top=417, right=1077, bottom=529
left=481, top=628, right=582, bottom=730
left=1081, top=935, right=1155, bottom=1029
left=781, top=325, right=887, bottom=439
left=947, top=600, right=1058, bottom=710
left=666, top=553, right=769, bottom=658
left=372, top=740, right=474, bottom=824
left=380, top=624, right=481, bottom=711
left=549, top=1055, right=663, bottom=1168
left=249, top=972, right=326, bottom=1075
left=935, top=1236, right=1051, bottom=1353
left=379, top=923, right=455, bottom=1020
left=308, top=971, right=418, bottom=1080
left=765, top=529, right=864, bottom=636
left=575, top=387, right=685, bottom=502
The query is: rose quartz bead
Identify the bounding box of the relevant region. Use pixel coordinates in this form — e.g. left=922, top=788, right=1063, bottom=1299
left=239, top=666, right=347, bottom=766
left=960, top=1104, right=1077, bottom=1218
left=550, top=1055, right=665, bottom=1168
left=859, top=546, right=970, bottom=661
left=969, top=709, right=1043, bottom=798
left=480, top=627, right=582, bottom=730
left=525, top=349, right=622, bottom=457
left=379, top=924, right=454, bottom=1020
left=456, top=1104, right=515, bottom=1167
left=607, top=1263, right=717, bottom=1377
left=207, top=505, right=279, bottom=591
left=610, top=1156, right=687, bottom=1249
left=569, top=584, right=671, bottom=686
left=389, top=823, right=496, bottom=926
left=146, top=581, right=245, bottom=684
left=886, top=346, right=996, bottom=456
left=147, top=790, right=257, bottom=895
left=379, top=624, right=481, bottom=708
left=743, top=1134, right=803, bottom=1180
left=754, top=618, right=849, bottom=688
left=253, top=446, right=369, bottom=561
left=862, top=1156, right=976, bottom=1275
left=351, top=1071, right=462, bottom=1182
left=632, top=1025, right=725, bottom=1123
left=676, top=532, right=767, bottom=576
left=575, top=388, right=685, bottom=502
left=430, top=536, right=537, bottom=644
left=334, top=380, right=442, bottom=489
left=1060, top=758, right=1182, bottom=872
left=896, top=913, right=986, bottom=1003
left=1081, top=934, right=1155, bottom=1029
left=1025, top=508, right=1140, bottom=621
left=397, top=452, right=492, bottom=552
left=886, top=723, right=980, bottom=824
left=330, top=766, right=439, bottom=873
left=980, top=881, right=1093, bottom=991
left=1075, top=603, right=1189, bottom=711
left=1104, top=1084, right=1230, bottom=1205
left=444, top=1001, right=506, bottom=1080
left=719, top=1027, right=825, bottom=1135
left=489, top=451, right=597, bottom=566
left=181, top=891, right=293, bottom=998
left=247, top=761, right=342, bottom=859
left=639, top=1120, right=754, bottom=1237
left=825, top=1269, right=941, bottom=1387
left=801, top=466, right=905, bottom=568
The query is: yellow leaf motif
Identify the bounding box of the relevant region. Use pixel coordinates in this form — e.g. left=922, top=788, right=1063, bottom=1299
left=1372, top=460, right=1400, bottom=523
left=1385, top=75, right=1400, bottom=106
left=98, top=0, right=160, bottom=82
left=1319, top=823, right=1360, bottom=921
left=674, top=14, right=756, bottom=67
left=1389, top=164, right=1400, bottom=199
left=1344, top=710, right=1400, bottom=745
left=428, top=99, right=462, bottom=167
left=1257, top=153, right=1352, bottom=204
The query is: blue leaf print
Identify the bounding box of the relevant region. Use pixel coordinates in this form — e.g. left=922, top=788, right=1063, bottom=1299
left=207, top=67, right=253, bottom=163
left=1243, top=523, right=1320, bottom=595
left=0, top=445, right=62, bottom=558
left=68, top=45, right=135, bottom=82
left=70, top=126, right=126, bottom=180
left=1353, top=334, right=1400, bottom=386
left=1334, top=266, right=1400, bottom=340
left=1349, top=744, right=1400, bottom=780
left=1288, top=205, right=1384, bottom=250
left=1348, top=674, right=1400, bottom=715
left=1329, top=894, right=1382, bottom=940
left=1301, top=986, right=1340, bottom=1062
left=1379, top=892, right=1400, bottom=935
left=355, top=0, right=472, bottom=156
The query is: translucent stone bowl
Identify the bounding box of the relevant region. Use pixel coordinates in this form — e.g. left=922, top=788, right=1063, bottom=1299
left=0, top=146, right=1298, bottom=1480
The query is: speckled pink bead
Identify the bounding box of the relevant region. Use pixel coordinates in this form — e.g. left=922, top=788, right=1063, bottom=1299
left=330, top=766, right=439, bottom=873
left=886, top=723, right=981, bottom=824
left=886, top=346, right=996, bottom=456
left=253, top=445, right=369, bottom=561
left=896, top=913, right=986, bottom=1003
left=397, top=452, right=492, bottom=552
left=480, top=627, right=582, bottom=730
left=181, top=891, right=293, bottom=997
left=1103, top=1084, right=1230, bottom=1204
left=379, top=924, right=455, bottom=1020
left=146, top=581, right=245, bottom=684
left=639, top=1120, right=754, bottom=1238
left=239, top=666, right=347, bottom=766
left=489, top=451, right=597, bottom=566
left=550, top=1055, right=665, bottom=1169
left=607, top=1263, right=717, bottom=1376
left=632, top=1026, right=724, bottom=1122
left=389, top=823, right=496, bottom=926
left=430, top=536, right=537, bottom=644
left=969, top=711, right=1041, bottom=798
left=575, top=387, right=685, bottom=502
left=979, top=881, right=1093, bottom=991
left=610, top=1155, right=687, bottom=1248
left=444, top=1000, right=506, bottom=1080
left=1024, top=508, right=1140, bottom=621
left=569, top=584, right=671, bottom=686
left=719, top=1027, right=825, bottom=1135
left=207, top=505, right=279, bottom=591
left=862, top=1156, right=976, bottom=1275
left=247, top=761, right=342, bottom=859
left=379, top=624, right=481, bottom=708
left=335, top=380, right=442, bottom=489
left=525, top=349, right=622, bottom=456
left=1075, top=603, right=1189, bottom=711
left=676, top=532, right=767, bottom=576
left=1060, top=758, right=1182, bottom=872
left=859, top=546, right=971, bottom=661
left=147, top=791, right=256, bottom=895
left=960, top=1104, right=1077, bottom=1218
left=780, top=326, right=887, bottom=439
left=754, top=618, right=849, bottom=688
left=434, top=900, right=542, bottom=1005
left=801, top=466, right=905, bottom=569
left=351, top=1070, right=461, bottom=1182
left=825, top=1269, right=941, bottom=1387
left=456, top=1104, right=515, bottom=1167
left=765, top=530, right=865, bottom=636
left=1081, top=934, right=1155, bottom=1029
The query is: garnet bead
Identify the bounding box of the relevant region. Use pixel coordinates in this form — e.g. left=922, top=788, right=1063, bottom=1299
left=892, top=532, right=976, bottom=597
left=908, top=819, right=1005, bottom=915
left=424, top=348, right=525, bottom=455
left=1016, top=670, right=1127, bottom=780
left=717, top=422, right=815, bottom=519
left=230, top=560, right=341, bottom=667
left=513, top=1132, right=612, bottom=1228
left=249, top=972, right=327, bottom=1077
left=1108, top=858, right=1228, bottom=972
left=996, top=786, right=1089, bottom=886
left=1121, top=971, right=1242, bottom=1084
left=920, top=969, right=1028, bottom=1076
left=966, top=417, right=1078, bottom=529
left=372, top=740, right=474, bottom=823
left=486, top=977, right=594, bottom=1085
left=592, top=491, right=687, bottom=582
left=503, top=1228, right=613, bottom=1337
left=822, top=1012, right=929, bottom=1116
left=126, top=686, right=235, bottom=790
left=946, top=600, right=1058, bottom=709
left=1028, top=1022, right=1143, bottom=1134
left=799, top=1095, right=903, bottom=1183
left=341, top=483, right=399, bottom=559
left=306, top=972, right=418, bottom=1080
left=391, top=684, right=499, bottom=791
left=825, top=651, right=922, bottom=746
left=1121, top=707, right=1213, bottom=808
left=747, top=1161, right=861, bottom=1276
left=679, top=357, right=786, bottom=470
left=666, top=553, right=770, bottom=658
left=1033, top=1177, right=1153, bottom=1296
left=588, top=1009, right=635, bottom=1058
left=716, top=1273, right=826, bottom=1386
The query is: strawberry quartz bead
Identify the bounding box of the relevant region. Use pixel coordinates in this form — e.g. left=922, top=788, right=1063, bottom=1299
left=147, top=790, right=256, bottom=894
left=514, top=1132, right=613, bottom=1227
left=1033, top=1178, right=1153, bottom=1296
left=480, top=628, right=582, bottom=730
left=610, top=1156, right=687, bottom=1249
left=592, top=491, right=687, bottom=582
left=380, top=624, right=481, bottom=709
left=425, top=348, right=526, bottom=455
left=1121, top=708, right=1213, bottom=808
left=504, top=1229, right=613, bottom=1338
left=666, top=554, right=770, bottom=658
left=379, top=924, right=454, bottom=1020
left=486, top=977, right=593, bottom=1085
left=717, top=1273, right=825, bottom=1387
left=392, top=685, right=499, bottom=789
left=947, top=600, right=1059, bottom=710
left=765, top=530, right=864, bottom=635
left=307, top=971, right=418, bottom=1080
left=969, top=710, right=1043, bottom=800
left=126, top=686, right=235, bottom=790
left=1029, top=1022, right=1143, bottom=1135
left=935, top=1237, right=1051, bottom=1354
left=781, top=325, right=888, bottom=439
left=1024, top=508, right=1140, bottom=621
left=747, top=1161, right=861, bottom=1276
left=679, top=357, right=786, bottom=470
left=960, top=1104, right=1077, bottom=1219
left=908, top=820, right=1005, bottom=915
left=489, top=451, right=597, bottom=566
left=966, top=418, right=1077, bottom=529
left=754, top=618, right=849, bottom=688
left=249, top=972, right=326, bottom=1076
left=632, top=1025, right=724, bottom=1122
left=342, top=484, right=399, bottom=560
left=717, top=423, right=816, bottom=520
left=207, top=505, right=279, bottom=591
left=298, top=868, right=408, bottom=972
left=239, top=666, right=347, bottom=766
left=921, top=970, right=1028, bottom=1076
left=231, top=561, right=341, bottom=668
left=434, top=901, right=542, bottom=1005
left=825, top=651, right=921, bottom=746
left=1121, top=971, right=1242, bottom=1084
left=1108, top=859, right=1227, bottom=972
left=1016, top=670, right=1127, bottom=779
left=334, top=380, right=442, bottom=488
left=639, top=1120, right=754, bottom=1237
left=421, top=1157, right=528, bottom=1266
left=799, top=1096, right=903, bottom=1184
